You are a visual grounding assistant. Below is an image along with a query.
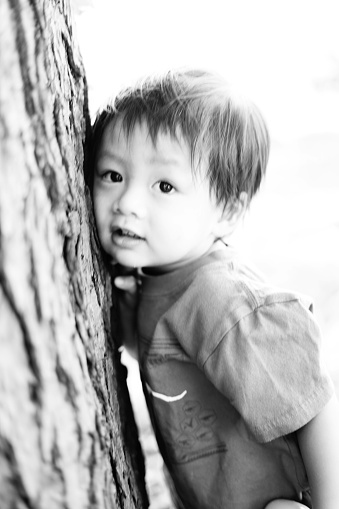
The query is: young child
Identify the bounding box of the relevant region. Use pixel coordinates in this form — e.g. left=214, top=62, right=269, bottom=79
left=90, top=69, right=339, bottom=509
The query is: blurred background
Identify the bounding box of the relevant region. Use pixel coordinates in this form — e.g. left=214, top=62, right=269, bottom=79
left=75, top=1, right=339, bottom=506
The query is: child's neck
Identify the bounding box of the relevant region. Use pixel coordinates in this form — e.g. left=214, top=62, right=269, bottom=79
left=141, top=239, right=226, bottom=277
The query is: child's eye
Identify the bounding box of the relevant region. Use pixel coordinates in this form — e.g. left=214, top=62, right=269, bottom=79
left=157, top=181, right=175, bottom=194
left=102, top=170, right=123, bottom=183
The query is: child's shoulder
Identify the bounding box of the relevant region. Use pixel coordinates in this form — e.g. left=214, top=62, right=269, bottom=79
left=193, top=247, right=296, bottom=302
left=187, top=245, right=314, bottom=328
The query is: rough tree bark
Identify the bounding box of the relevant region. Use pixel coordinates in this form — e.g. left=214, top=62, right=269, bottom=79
left=0, top=0, right=148, bottom=508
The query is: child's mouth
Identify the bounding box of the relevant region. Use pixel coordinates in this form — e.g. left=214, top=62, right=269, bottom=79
left=111, top=227, right=145, bottom=246
left=115, top=228, right=143, bottom=239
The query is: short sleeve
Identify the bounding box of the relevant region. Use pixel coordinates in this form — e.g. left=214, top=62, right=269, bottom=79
left=202, top=297, right=334, bottom=442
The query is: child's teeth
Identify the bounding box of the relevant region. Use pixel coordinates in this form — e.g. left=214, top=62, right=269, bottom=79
left=119, top=229, right=139, bottom=239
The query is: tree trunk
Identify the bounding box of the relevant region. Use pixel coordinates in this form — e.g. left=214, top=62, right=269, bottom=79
left=0, top=1, right=148, bottom=508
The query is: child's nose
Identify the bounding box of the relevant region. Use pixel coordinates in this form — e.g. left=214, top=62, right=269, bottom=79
left=114, top=184, right=145, bottom=217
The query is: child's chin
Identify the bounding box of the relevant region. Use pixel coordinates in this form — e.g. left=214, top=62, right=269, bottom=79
left=112, top=252, right=143, bottom=269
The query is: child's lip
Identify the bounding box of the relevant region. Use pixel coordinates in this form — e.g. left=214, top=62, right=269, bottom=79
left=111, top=226, right=145, bottom=241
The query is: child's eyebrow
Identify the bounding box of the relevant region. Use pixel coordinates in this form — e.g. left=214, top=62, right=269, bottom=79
left=96, top=151, right=125, bottom=165
left=148, top=156, right=181, bottom=167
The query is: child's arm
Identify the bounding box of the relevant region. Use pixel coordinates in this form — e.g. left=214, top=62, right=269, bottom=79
left=296, top=393, right=339, bottom=509
left=264, top=394, right=339, bottom=509
left=114, top=274, right=139, bottom=359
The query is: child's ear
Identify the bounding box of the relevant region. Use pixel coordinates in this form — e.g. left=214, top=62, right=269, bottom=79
left=214, top=192, right=248, bottom=238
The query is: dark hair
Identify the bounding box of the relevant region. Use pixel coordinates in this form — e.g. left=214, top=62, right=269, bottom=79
left=90, top=69, right=270, bottom=211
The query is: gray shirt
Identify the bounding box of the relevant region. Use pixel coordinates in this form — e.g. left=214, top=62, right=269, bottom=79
left=137, top=244, right=333, bottom=509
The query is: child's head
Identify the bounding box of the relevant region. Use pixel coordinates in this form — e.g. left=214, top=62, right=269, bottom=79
left=90, top=69, right=270, bottom=211
left=91, top=69, right=270, bottom=272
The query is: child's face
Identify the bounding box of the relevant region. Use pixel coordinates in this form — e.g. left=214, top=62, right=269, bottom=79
left=93, top=118, right=224, bottom=273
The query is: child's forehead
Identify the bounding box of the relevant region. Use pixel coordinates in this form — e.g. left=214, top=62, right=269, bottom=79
left=104, top=116, right=183, bottom=145
left=101, top=117, right=193, bottom=158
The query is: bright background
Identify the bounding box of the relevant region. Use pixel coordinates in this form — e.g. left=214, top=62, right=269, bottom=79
left=75, top=2, right=339, bottom=506
left=75, top=0, right=339, bottom=140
